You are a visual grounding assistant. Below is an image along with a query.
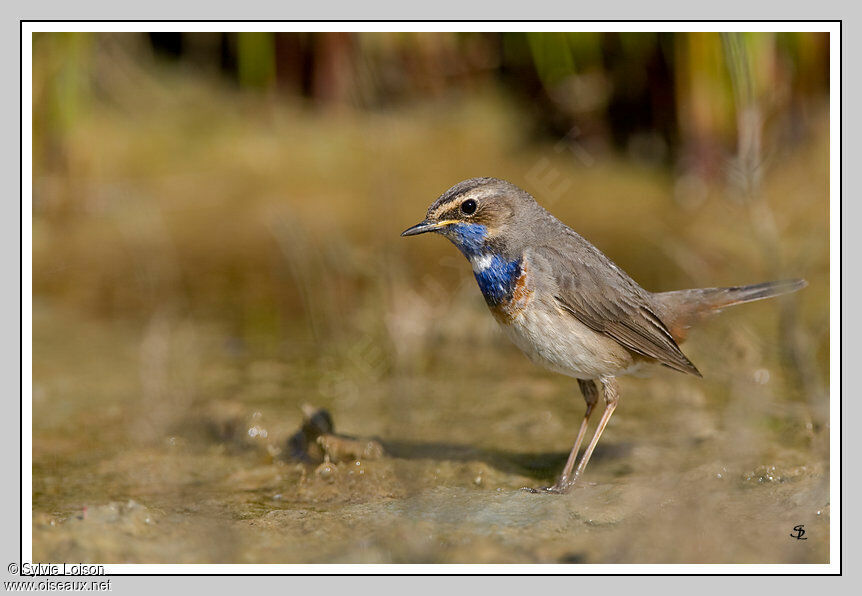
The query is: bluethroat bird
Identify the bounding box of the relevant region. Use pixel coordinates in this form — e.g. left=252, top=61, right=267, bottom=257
left=401, top=177, right=806, bottom=494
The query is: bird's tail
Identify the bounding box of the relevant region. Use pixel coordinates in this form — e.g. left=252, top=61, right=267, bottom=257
left=653, top=279, right=807, bottom=342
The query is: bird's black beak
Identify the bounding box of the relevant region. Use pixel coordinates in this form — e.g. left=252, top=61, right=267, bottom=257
left=400, top=220, right=439, bottom=237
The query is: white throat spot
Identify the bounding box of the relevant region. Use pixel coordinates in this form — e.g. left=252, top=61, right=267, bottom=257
left=471, top=254, right=494, bottom=273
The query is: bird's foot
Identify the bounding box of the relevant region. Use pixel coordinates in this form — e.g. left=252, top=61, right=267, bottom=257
left=520, top=480, right=575, bottom=495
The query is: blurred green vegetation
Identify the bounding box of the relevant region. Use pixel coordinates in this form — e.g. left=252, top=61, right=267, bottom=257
left=33, top=32, right=828, bottom=171
left=236, top=32, right=277, bottom=88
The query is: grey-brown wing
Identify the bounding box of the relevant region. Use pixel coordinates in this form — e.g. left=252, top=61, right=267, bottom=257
left=531, top=240, right=701, bottom=377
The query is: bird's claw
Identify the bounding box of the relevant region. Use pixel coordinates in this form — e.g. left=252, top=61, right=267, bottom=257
left=520, top=482, right=573, bottom=495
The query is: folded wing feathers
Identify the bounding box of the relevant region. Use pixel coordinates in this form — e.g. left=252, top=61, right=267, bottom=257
left=540, top=239, right=701, bottom=377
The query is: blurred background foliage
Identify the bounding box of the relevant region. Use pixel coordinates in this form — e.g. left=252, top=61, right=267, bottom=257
left=34, top=32, right=828, bottom=175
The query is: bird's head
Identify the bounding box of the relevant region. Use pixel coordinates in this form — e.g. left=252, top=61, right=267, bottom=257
left=401, top=177, right=536, bottom=257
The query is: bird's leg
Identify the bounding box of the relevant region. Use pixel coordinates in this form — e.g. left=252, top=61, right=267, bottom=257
left=552, top=379, right=598, bottom=489
left=522, top=379, right=598, bottom=494
left=525, top=377, right=620, bottom=494
left=569, top=376, right=620, bottom=483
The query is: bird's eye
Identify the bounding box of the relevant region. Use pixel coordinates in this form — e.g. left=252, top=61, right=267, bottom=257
left=460, top=199, right=477, bottom=215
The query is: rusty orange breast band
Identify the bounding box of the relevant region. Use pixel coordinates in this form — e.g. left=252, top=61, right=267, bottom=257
left=490, top=261, right=533, bottom=324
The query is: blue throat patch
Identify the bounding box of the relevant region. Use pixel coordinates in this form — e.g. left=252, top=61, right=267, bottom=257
left=448, top=223, right=488, bottom=256
left=443, top=223, right=522, bottom=306
left=473, top=255, right=522, bottom=306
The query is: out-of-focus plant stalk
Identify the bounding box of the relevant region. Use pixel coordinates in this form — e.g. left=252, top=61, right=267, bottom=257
left=722, top=32, right=821, bottom=406
left=33, top=32, right=93, bottom=176
left=237, top=32, right=276, bottom=89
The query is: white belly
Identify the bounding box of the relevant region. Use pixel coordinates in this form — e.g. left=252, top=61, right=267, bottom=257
left=497, top=303, right=635, bottom=380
